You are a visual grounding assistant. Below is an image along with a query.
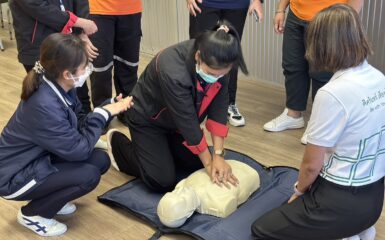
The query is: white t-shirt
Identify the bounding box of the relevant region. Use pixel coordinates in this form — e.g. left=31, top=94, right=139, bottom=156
left=306, top=61, right=385, bottom=186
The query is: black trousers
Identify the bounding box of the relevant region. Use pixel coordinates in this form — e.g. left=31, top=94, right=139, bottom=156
left=86, top=13, right=142, bottom=107
left=283, top=9, right=333, bottom=111
left=16, top=150, right=110, bottom=219
left=111, top=110, right=202, bottom=193
left=189, top=5, right=248, bottom=105
left=251, top=177, right=384, bottom=240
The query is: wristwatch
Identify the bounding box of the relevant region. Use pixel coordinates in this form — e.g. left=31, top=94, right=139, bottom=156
left=293, top=181, right=305, bottom=196
left=213, top=149, right=226, bottom=158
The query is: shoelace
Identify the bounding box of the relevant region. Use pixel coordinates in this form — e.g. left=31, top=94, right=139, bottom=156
left=229, top=105, right=240, bottom=116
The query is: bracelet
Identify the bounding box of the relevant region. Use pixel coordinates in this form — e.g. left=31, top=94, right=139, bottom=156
left=275, top=10, right=286, bottom=14
left=293, top=181, right=305, bottom=196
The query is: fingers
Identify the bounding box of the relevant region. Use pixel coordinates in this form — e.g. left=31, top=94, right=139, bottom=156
left=87, top=47, right=99, bottom=60
left=257, top=10, right=264, bottom=22
left=191, top=0, right=201, bottom=14
left=116, top=93, right=123, bottom=101
left=188, top=4, right=197, bottom=16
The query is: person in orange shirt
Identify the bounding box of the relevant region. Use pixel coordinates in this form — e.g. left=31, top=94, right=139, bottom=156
left=82, top=0, right=142, bottom=124
left=263, top=0, right=363, bottom=138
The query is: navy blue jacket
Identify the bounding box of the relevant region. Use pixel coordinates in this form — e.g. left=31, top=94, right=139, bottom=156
left=0, top=77, right=110, bottom=199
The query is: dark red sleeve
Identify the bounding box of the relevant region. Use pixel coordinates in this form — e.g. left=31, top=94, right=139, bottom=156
left=61, top=11, right=78, bottom=34
left=206, top=119, right=229, bottom=137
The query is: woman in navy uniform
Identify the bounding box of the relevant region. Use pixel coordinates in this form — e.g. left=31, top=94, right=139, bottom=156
left=109, top=21, right=248, bottom=192
left=0, top=33, right=133, bottom=237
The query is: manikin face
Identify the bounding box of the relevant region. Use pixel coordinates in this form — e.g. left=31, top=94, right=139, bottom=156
left=157, top=187, right=200, bottom=228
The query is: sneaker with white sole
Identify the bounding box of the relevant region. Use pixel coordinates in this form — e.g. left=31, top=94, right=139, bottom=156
left=56, top=202, right=76, bottom=215
left=228, top=104, right=245, bottom=127
left=300, top=133, right=308, bottom=145
left=17, top=210, right=67, bottom=237
left=106, top=128, right=123, bottom=171
left=263, top=108, right=305, bottom=132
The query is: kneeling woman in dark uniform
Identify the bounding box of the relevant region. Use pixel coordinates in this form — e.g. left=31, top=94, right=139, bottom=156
left=109, top=21, right=248, bottom=192
left=0, top=34, right=133, bottom=237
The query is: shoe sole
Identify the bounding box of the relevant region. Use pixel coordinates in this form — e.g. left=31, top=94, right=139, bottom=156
left=106, top=128, right=122, bottom=171
left=57, top=205, right=76, bottom=215
left=17, top=215, right=67, bottom=237
left=228, top=117, right=246, bottom=127
left=263, top=124, right=304, bottom=132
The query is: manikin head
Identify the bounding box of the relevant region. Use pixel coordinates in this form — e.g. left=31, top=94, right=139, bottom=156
left=157, top=186, right=200, bottom=228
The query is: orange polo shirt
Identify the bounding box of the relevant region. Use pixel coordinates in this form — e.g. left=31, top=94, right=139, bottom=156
left=89, top=0, right=142, bottom=15
left=290, top=0, right=348, bottom=21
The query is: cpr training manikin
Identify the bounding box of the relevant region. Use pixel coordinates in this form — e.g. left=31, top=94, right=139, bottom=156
left=157, top=160, right=260, bottom=228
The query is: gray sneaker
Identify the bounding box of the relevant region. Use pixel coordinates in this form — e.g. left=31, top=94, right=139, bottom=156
left=228, top=104, right=245, bottom=127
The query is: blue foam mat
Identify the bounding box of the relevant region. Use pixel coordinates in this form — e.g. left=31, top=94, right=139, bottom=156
left=98, top=149, right=298, bottom=240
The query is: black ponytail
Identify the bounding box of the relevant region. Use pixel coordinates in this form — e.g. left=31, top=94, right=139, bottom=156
left=193, top=20, right=248, bottom=75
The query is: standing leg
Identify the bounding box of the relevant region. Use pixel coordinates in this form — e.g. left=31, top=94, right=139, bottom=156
left=89, top=15, right=115, bottom=107
left=113, top=13, right=142, bottom=97
left=310, top=71, right=333, bottom=100
left=189, top=5, right=221, bottom=39
left=263, top=9, right=307, bottom=132
left=222, top=8, right=248, bottom=127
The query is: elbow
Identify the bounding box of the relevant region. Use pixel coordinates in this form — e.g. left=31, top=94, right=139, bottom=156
left=302, top=163, right=322, bottom=176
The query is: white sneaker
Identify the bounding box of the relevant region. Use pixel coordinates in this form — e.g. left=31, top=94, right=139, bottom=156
left=358, top=226, right=376, bottom=240
left=106, top=128, right=122, bottom=171
left=300, top=133, right=308, bottom=145
left=263, top=108, right=305, bottom=132
left=342, top=235, right=360, bottom=240
left=17, top=210, right=67, bottom=237
left=94, top=138, right=108, bottom=150
left=57, top=202, right=76, bottom=215
left=228, top=104, right=245, bottom=127
left=341, top=226, right=376, bottom=240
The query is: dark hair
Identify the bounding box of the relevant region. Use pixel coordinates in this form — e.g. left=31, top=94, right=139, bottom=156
left=21, top=33, right=88, bottom=100
left=193, top=20, right=248, bottom=74
left=305, top=4, right=372, bottom=73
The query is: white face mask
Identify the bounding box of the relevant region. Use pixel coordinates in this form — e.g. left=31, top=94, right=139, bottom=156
left=70, top=63, right=93, bottom=88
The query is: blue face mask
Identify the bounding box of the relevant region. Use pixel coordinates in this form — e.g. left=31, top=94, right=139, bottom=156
left=196, top=64, right=223, bottom=84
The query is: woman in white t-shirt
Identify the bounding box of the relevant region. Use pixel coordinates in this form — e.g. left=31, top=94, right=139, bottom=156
left=252, top=4, right=385, bottom=240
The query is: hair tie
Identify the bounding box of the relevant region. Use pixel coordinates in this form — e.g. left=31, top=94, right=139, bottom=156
left=33, top=61, right=45, bottom=74
left=217, top=25, right=229, bottom=33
